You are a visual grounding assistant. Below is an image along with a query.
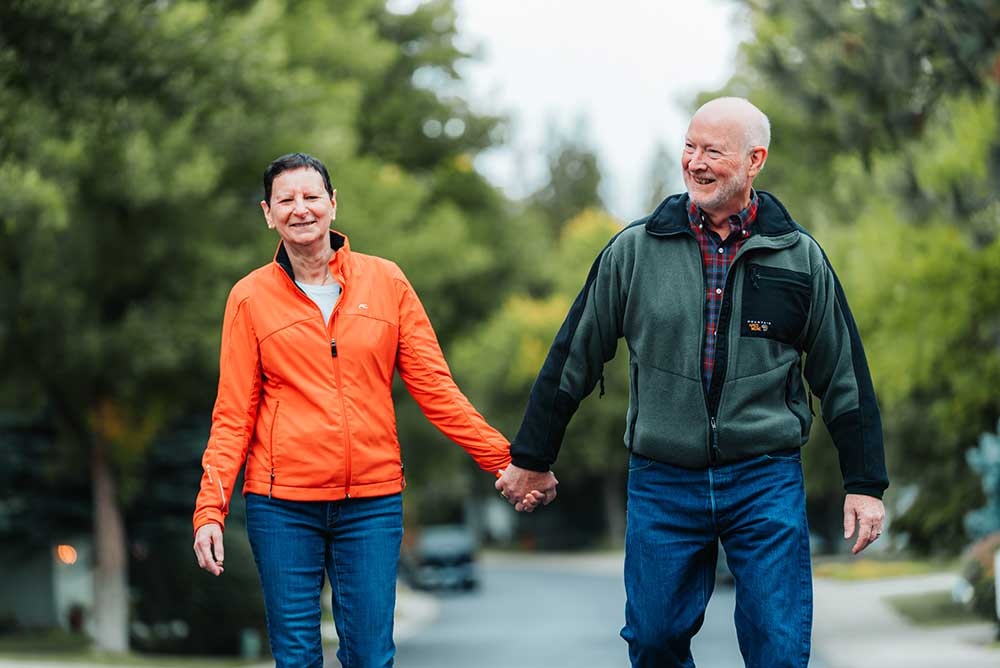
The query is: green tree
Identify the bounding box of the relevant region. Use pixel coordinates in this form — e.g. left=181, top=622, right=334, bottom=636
left=0, top=0, right=509, bottom=650
left=529, top=123, right=606, bottom=237
left=1, top=0, right=553, bottom=651
left=454, top=210, right=630, bottom=544
left=0, top=2, right=261, bottom=649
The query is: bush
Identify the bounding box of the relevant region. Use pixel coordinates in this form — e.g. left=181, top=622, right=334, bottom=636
left=959, top=531, right=1000, bottom=622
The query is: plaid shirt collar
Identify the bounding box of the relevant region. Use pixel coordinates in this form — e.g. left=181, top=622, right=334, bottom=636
left=687, top=189, right=759, bottom=240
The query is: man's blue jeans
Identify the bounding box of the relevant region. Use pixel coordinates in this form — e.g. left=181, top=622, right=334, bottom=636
left=245, top=492, right=403, bottom=668
left=620, top=450, right=812, bottom=668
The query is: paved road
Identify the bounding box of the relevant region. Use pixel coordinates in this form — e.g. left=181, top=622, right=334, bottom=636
left=381, top=552, right=811, bottom=668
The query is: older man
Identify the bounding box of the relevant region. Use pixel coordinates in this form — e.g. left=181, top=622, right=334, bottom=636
left=497, top=97, right=888, bottom=667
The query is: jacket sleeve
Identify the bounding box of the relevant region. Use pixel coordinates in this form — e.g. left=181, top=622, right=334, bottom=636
left=510, top=242, right=626, bottom=471
left=802, top=250, right=888, bottom=498
left=393, top=269, right=511, bottom=475
left=192, top=287, right=262, bottom=534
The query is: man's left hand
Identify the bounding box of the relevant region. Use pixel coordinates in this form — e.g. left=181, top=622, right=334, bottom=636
left=843, top=493, right=885, bottom=554
left=496, top=464, right=558, bottom=512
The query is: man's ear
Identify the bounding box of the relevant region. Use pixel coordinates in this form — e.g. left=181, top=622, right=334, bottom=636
left=748, top=147, right=768, bottom=178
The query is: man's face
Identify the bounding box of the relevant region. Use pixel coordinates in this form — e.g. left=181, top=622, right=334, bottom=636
left=681, top=114, right=752, bottom=213
left=261, top=168, right=337, bottom=248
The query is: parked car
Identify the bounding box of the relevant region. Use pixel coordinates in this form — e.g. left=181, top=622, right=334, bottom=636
left=401, top=525, right=479, bottom=591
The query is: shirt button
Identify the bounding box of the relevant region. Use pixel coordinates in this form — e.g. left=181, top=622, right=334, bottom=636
left=715, top=288, right=722, bottom=295
left=717, top=247, right=724, bottom=254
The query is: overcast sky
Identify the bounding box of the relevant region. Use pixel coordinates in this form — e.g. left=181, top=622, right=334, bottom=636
left=453, top=0, right=748, bottom=220
left=388, top=0, right=748, bottom=220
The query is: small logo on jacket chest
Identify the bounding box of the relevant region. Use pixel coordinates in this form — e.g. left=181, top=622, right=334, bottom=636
left=746, top=319, right=771, bottom=333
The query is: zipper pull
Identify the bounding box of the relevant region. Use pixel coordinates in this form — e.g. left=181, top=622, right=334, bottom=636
left=751, top=266, right=760, bottom=289
left=330, top=338, right=338, bottom=358
left=710, top=417, right=721, bottom=463
left=269, top=467, right=275, bottom=499
left=599, top=373, right=606, bottom=398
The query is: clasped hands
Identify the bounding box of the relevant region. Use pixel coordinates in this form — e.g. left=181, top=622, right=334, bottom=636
left=495, top=464, right=558, bottom=513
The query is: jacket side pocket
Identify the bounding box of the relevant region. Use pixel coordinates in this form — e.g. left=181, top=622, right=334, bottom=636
left=741, top=263, right=811, bottom=347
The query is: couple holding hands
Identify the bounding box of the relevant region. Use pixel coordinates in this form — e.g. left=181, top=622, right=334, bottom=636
left=193, top=98, right=887, bottom=668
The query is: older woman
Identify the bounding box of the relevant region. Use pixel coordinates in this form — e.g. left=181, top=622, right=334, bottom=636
left=192, top=153, right=553, bottom=667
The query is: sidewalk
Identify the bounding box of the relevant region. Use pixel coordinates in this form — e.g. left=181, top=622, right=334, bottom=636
left=0, top=583, right=440, bottom=668
left=813, top=572, right=998, bottom=668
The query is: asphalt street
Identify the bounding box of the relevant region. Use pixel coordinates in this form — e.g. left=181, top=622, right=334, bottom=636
left=379, top=552, right=824, bottom=668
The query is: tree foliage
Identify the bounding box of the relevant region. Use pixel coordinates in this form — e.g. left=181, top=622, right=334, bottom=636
left=453, top=209, right=629, bottom=544
left=0, top=0, right=523, bottom=651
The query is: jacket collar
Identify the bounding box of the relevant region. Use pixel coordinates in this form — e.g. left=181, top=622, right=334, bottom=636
left=274, top=230, right=350, bottom=282
left=645, top=190, right=799, bottom=239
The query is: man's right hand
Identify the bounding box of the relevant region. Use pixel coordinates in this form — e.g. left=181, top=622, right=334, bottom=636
left=496, top=464, right=558, bottom=513
left=193, top=522, right=225, bottom=576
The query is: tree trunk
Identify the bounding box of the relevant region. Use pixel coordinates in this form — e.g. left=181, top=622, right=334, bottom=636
left=92, top=442, right=128, bottom=653
left=602, top=470, right=626, bottom=546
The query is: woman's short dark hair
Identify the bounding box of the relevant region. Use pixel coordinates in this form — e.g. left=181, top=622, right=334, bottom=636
left=262, top=153, right=333, bottom=203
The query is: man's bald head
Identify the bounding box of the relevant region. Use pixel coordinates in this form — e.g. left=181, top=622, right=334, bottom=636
left=692, top=97, right=771, bottom=154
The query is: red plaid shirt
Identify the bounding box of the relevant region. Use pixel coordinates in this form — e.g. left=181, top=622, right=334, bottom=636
left=688, top=191, right=759, bottom=391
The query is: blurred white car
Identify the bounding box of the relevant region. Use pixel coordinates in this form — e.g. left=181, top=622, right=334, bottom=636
left=401, top=525, right=479, bottom=591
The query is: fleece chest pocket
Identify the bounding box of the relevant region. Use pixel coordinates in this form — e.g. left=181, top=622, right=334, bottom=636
left=740, top=263, right=811, bottom=347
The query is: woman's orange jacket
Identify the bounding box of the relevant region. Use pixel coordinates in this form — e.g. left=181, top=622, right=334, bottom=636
left=193, top=231, right=511, bottom=533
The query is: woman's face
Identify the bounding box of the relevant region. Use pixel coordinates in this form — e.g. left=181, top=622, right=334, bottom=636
left=261, top=167, right=337, bottom=249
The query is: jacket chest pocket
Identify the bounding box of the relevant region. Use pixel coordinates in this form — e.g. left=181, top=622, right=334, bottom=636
left=740, top=263, right=811, bottom=347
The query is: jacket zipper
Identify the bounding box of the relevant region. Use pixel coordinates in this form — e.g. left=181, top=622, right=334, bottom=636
left=277, top=252, right=356, bottom=500
left=206, top=464, right=226, bottom=513
left=331, top=314, right=353, bottom=499
left=750, top=265, right=808, bottom=290
left=699, top=235, right=757, bottom=466
left=628, top=364, right=640, bottom=448
left=691, top=232, right=717, bottom=465
left=268, top=400, right=280, bottom=498
left=709, top=417, right=721, bottom=463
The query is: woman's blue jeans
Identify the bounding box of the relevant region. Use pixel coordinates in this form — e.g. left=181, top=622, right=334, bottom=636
left=620, top=450, right=812, bottom=668
left=245, top=492, right=403, bottom=668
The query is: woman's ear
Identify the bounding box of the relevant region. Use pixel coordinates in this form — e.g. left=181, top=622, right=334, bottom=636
left=260, top=200, right=275, bottom=229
